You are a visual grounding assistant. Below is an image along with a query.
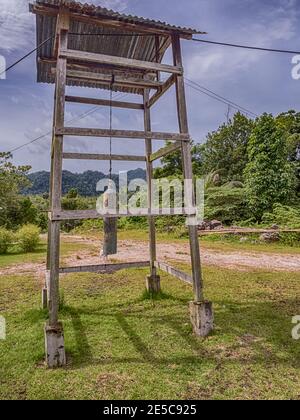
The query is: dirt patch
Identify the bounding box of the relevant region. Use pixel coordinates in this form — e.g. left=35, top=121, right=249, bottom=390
left=1, top=236, right=299, bottom=279
left=63, top=237, right=300, bottom=273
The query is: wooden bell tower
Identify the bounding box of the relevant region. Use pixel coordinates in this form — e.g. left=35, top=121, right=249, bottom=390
left=30, top=0, right=213, bottom=368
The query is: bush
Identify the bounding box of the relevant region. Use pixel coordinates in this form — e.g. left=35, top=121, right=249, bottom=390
left=17, top=224, right=41, bottom=253
left=205, top=187, right=250, bottom=225
left=0, top=228, right=13, bottom=254
left=262, top=204, right=300, bottom=228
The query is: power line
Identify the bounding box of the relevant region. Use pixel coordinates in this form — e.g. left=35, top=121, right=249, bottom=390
left=8, top=92, right=128, bottom=154
left=192, top=38, right=300, bottom=55
left=185, top=80, right=256, bottom=118
left=184, top=77, right=258, bottom=118
left=0, top=36, right=54, bottom=77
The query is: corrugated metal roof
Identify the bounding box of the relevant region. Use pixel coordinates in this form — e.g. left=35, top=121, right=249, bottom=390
left=30, top=0, right=204, bottom=94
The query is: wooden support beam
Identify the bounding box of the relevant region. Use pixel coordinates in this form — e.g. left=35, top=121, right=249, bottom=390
left=59, top=261, right=150, bottom=274
left=49, top=20, right=69, bottom=328
left=42, top=58, right=158, bottom=77
left=154, top=261, right=193, bottom=285
left=147, top=74, right=176, bottom=107
left=149, top=141, right=182, bottom=162
left=49, top=208, right=196, bottom=221
left=60, top=49, right=183, bottom=75
left=65, top=95, right=144, bottom=110
left=144, top=87, right=158, bottom=280
left=56, top=127, right=190, bottom=142
left=53, top=7, right=70, bottom=58
left=63, top=152, right=146, bottom=162
left=172, top=34, right=204, bottom=303
left=58, top=69, right=164, bottom=90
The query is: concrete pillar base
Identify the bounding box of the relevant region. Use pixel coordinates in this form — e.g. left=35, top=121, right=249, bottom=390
left=146, top=275, right=161, bottom=294
left=189, top=301, right=214, bottom=337
left=44, top=322, right=66, bottom=368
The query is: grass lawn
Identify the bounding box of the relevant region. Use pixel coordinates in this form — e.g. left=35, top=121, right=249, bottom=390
left=0, top=240, right=93, bottom=269
left=1, top=239, right=300, bottom=399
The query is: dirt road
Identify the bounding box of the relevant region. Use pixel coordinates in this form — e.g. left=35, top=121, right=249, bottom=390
left=1, top=236, right=299, bottom=279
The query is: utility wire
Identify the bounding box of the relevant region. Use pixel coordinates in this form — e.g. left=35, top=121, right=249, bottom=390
left=0, top=36, right=54, bottom=77
left=185, top=80, right=257, bottom=118
left=4, top=33, right=299, bottom=79
left=192, top=38, right=300, bottom=55
left=7, top=91, right=128, bottom=154
left=184, top=77, right=258, bottom=118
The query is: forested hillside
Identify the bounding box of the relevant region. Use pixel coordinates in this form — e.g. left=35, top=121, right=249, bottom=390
left=24, top=168, right=146, bottom=196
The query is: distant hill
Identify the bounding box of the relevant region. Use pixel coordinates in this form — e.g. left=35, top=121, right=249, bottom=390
left=24, top=169, right=146, bottom=196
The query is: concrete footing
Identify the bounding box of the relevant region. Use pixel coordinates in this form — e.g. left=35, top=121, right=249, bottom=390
left=146, top=275, right=161, bottom=294
left=44, top=322, right=66, bottom=368
left=189, top=301, right=214, bottom=337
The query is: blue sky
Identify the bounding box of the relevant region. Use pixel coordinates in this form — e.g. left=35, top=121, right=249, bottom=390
left=0, top=0, right=300, bottom=174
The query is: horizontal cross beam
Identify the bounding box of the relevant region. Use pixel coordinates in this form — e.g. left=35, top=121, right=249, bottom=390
left=56, top=127, right=190, bottom=142
left=63, top=153, right=146, bottom=162
left=154, top=261, right=193, bottom=285
left=59, top=261, right=150, bottom=274
left=65, top=95, right=144, bottom=110
left=63, top=69, right=164, bottom=90
left=49, top=208, right=197, bottom=221
left=60, top=49, right=183, bottom=75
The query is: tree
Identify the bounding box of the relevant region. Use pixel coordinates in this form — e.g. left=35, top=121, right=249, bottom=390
left=201, top=112, right=254, bottom=182
left=66, top=188, right=78, bottom=199
left=0, top=152, right=32, bottom=229
left=244, top=114, right=296, bottom=221
left=276, top=110, right=300, bottom=196
left=154, top=142, right=204, bottom=179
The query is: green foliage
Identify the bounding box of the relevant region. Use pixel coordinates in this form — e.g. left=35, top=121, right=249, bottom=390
left=154, top=142, right=203, bottom=178
left=25, top=169, right=147, bottom=196
left=66, top=188, right=79, bottom=199
left=0, top=227, right=13, bottom=254
left=61, top=192, right=91, bottom=232
left=262, top=204, right=300, bottom=228
left=244, top=114, right=296, bottom=220
left=17, top=224, right=41, bottom=253
left=0, top=152, right=32, bottom=229
left=201, top=112, right=254, bottom=182
left=205, top=186, right=249, bottom=225
left=276, top=110, right=300, bottom=196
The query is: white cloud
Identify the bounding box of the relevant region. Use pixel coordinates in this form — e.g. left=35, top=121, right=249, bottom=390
left=0, top=0, right=34, bottom=52
left=186, top=1, right=299, bottom=81
left=0, top=0, right=129, bottom=53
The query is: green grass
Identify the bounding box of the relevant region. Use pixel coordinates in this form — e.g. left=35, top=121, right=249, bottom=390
left=1, top=252, right=300, bottom=399
left=0, top=240, right=93, bottom=269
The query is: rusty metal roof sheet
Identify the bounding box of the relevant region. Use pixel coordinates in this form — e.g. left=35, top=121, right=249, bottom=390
left=30, top=0, right=204, bottom=94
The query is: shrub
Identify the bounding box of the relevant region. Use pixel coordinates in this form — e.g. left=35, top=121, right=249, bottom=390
left=205, top=187, right=250, bottom=225
left=0, top=228, right=13, bottom=254
left=17, top=224, right=41, bottom=253
left=262, top=204, right=300, bottom=228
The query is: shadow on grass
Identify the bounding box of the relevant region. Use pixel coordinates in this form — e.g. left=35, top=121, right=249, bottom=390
left=37, top=293, right=300, bottom=371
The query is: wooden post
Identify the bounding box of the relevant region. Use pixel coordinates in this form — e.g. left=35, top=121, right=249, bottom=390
left=172, top=34, right=213, bottom=336
left=144, top=88, right=161, bottom=294
left=44, top=65, right=58, bottom=308
left=45, top=9, right=69, bottom=367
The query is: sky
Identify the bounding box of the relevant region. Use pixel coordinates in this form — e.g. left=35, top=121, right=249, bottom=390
left=0, top=0, right=300, bottom=174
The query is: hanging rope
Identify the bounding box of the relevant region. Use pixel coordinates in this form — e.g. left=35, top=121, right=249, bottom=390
left=109, top=75, right=115, bottom=180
